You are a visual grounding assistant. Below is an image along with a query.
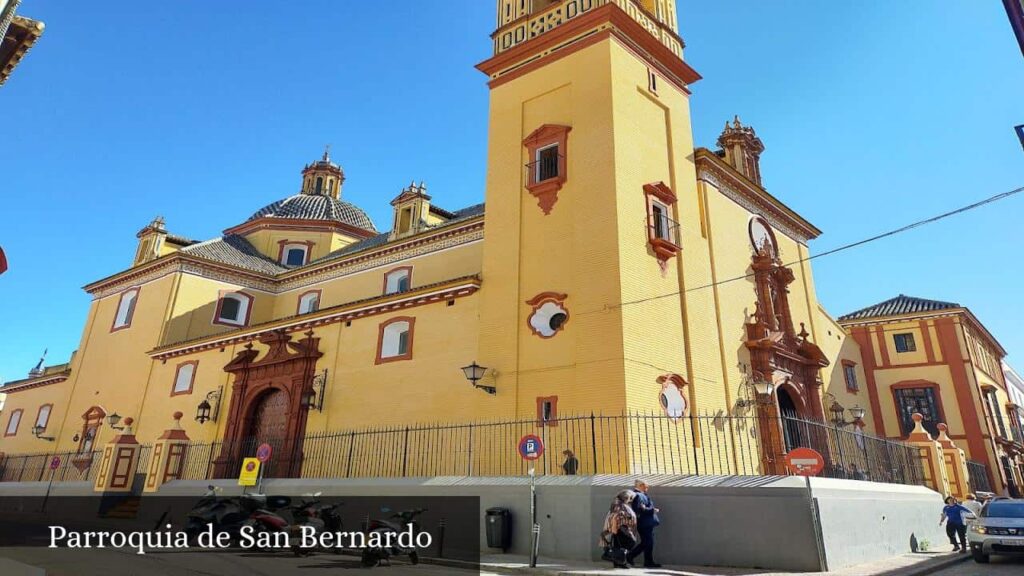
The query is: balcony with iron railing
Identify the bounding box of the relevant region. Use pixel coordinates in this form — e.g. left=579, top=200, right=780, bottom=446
left=492, top=0, right=684, bottom=58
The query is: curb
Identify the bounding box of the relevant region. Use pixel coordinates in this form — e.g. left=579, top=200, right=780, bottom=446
left=421, top=551, right=972, bottom=576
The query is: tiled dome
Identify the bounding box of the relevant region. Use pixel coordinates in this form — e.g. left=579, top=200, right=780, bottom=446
left=249, top=194, right=376, bottom=233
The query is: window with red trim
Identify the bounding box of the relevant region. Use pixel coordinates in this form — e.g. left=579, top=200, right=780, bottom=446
left=172, top=361, right=198, bottom=396
left=78, top=406, right=105, bottom=453
left=4, top=409, right=23, bottom=437
left=297, top=291, right=321, bottom=315
left=643, top=182, right=681, bottom=260
left=522, top=124, right=571, bottom=214
left=537, top=396, right=558, bottom=426
left=842, top=361, right=859, bottom=392
left=383, top=267, right=413, bottom=295
left=35, top=404, right=53, bottom=432
left=376, top=317, right=415, bottom=364
left=214, top=292, right=253, bottom=327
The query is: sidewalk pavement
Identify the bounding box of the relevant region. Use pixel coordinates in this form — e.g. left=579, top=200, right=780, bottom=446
left=424, top=550, right=970, bottom=576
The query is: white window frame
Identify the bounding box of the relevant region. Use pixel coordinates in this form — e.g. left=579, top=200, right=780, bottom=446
left=112, top=288, right=139, bottom=330
left=281, top=244, right=310, bottom=266
left=35, top=405, right=52, bottom=431
left=215, top=292, right=252, bottom=326
left=377, top=319, right=413, bottom=363
left=384, top=268, right=412, bottom=295
left=172, top=362, right=197, bottom=395
left=298, top=291, right=321, bottom=315
left=535, top=143, right=560, bottom=182
left=5, top=409, right=22, bottom=436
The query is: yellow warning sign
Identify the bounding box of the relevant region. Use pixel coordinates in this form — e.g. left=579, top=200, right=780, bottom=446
left=238, top=457, right=260, bottom=486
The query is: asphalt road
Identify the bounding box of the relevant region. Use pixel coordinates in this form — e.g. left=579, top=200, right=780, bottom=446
left=932, top=554, right=1024, bottom=576
left=0, top=547, right=479, bottom=576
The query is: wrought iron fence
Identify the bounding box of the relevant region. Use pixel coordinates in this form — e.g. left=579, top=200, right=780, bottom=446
left=175, top=413, right=923, bottom=486
left=0, top=449, right=101, bottom=483
left=967, top=460, right=994, bottom=493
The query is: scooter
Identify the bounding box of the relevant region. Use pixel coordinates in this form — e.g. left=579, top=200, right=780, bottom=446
left=242, top=497, right=293, bottom=552
left=184, top=486, right=266, bottom=546
left=360, top=507, right=427, bottom=567
left=287, top=493, right=345, bottom=556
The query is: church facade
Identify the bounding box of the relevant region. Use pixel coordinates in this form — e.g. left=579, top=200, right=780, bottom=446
left=0, top=1, right=925, bottom=481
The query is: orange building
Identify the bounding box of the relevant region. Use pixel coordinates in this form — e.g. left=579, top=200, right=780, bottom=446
left=839, top=295, right=1021, bottom=495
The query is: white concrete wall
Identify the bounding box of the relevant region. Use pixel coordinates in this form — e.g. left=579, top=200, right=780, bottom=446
left=0, top=475, right=947, bottom=571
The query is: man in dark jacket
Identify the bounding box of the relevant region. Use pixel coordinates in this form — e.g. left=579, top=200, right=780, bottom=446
left=627, top=480, right=661, bottom=568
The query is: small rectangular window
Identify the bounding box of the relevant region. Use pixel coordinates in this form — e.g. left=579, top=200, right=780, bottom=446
left=893, top=333, right=917, bottom=353
left=843, top=364, right=858, bottom=392
left=536, top=144, right=560, bottom=182
left=112, top=288, right=139, bottom=330
left=286, top=248, right=306, bottom=266
left=5, top=410, right=22, bottom=436
left=536, top=396, right=559, bottom=426
left=894, top=387, right=940, bottom=436
left=220, top=298, right=241, bottom=322
left=35, top=405, right=52, bottom=431
left=648, top=69, right=658, bottom=93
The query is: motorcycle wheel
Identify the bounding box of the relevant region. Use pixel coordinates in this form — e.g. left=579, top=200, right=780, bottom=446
left=249, top=523, right=274, bottom=553
left=408, top=550, right=419, bottom=565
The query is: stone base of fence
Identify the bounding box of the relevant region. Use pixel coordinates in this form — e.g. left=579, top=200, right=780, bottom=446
left=93, top=418, right=141, bottom=493
left=144, top=412, right=191, bottom=493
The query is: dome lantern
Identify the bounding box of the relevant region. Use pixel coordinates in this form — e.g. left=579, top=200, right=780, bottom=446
left=301, top=145, right=345, bottom=199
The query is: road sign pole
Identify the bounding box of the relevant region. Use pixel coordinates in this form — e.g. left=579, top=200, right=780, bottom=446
left=529, top=468, right=538, bottom=568
left=41, top=456, right=61, bottom=512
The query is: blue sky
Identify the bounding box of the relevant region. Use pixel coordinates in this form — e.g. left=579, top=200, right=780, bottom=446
left=1, top=1, right=1021, bottom=382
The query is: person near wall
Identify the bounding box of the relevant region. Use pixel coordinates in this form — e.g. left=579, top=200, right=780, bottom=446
left=627, top=480, right=662, bottom=568
left=939, top=496, right=971, bottom=553
left=598, top=490, right=638, bottom=569
left=562, top=449, right=579, bottom=475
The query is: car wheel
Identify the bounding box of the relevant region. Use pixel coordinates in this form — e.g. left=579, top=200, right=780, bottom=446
left=971, top=548, right=989, bottom=563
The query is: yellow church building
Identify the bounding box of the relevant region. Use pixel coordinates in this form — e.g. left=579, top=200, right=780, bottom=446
left=0, top=0, right=933, bottom=484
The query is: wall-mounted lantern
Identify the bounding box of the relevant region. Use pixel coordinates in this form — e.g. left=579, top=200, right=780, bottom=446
left=195, top=386, right=223, bottom=424
left=461, top=362, right=496, bottom=395
left=824, top=393, right=866, bottom=428
left=301, top=369, right=328, bottom=412
left=31, top=425, right=55, bottom=442
left=107, top=412, right=125, bottom=430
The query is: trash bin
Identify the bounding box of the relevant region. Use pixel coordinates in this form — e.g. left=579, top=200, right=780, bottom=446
left=485, top=507, right=511, bottom=551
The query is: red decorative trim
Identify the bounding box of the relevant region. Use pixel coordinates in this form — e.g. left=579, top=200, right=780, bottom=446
left=110, top=446, right=136, bottom=489
left=841, top=360, right=859, bottom=393
left=525, top=292, right=570, bottom=339
left=850, top=327, right=886, bottom=435
left=536, top=396, right=559, bottom=426
left=77, top=406, right=106, bottom=453
left=277, top=240, right=316, bottom=265
left=918, top=320, right=937, bottom=363
left=0, top=372, right=71, bottom=394
left=875, top=326, right=892, bottom=367
left=382, top=266, right=414, bottom=295
left=523, top=124, right=571, bottom=215
left=375, top=316, right=416, bottom=365
left=656, top=374, right=690, bottom=419
left=644, top=183, right=680, bottom=262
left=163, top=443, right=187, bottom=482
left=34, top=403, right=54, bottom=432
left=224, top=217, right=376, bottom=240
left=0, top=245, right=7, bottom=275
left=4, top=409, right=23, bottom=437
left=296, top=289, right=322, bottom=315
left=213, top=290, right=254, bottom=327
left=110, top=287, right=140, bottom=332
left=171, top=360, right=199, bottom=396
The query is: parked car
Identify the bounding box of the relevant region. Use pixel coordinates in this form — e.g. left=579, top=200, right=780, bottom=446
left=967, top=498, right=1024, bottom=563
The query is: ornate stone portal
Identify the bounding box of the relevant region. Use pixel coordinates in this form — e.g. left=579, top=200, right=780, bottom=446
left=743, top=217, right=829, bottom=473
left=213, top=330, right=323, bottom=478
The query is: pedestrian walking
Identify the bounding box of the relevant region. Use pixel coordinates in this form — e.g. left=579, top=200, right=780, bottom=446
left=598, top=490, right=638, bottom=569
left=562, top=449, right=579, bottom=475
left=939, top=496, right=970, bottom=552
left=962, top=493, right=983, bottom=519
left=627, top=480, right=661, bottom=568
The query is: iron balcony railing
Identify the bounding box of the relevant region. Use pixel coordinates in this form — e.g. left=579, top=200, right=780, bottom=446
left=649, top=212, right=681, bottom=248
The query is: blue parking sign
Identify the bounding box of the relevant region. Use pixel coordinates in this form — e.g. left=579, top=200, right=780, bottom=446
left=518, top=434, right=544, bottom=460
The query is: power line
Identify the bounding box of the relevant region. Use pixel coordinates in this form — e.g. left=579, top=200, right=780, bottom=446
left=587, top=184, right=1024, bottom=313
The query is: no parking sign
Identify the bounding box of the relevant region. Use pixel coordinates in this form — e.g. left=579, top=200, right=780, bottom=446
left=518, top=434, right=544, bottom=461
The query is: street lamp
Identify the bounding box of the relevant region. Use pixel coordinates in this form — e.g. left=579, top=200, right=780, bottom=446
left=461, top=362, right=496, bottom=395
left=107, top=412, right=124, bottom=431
left=735, top=370, right=775, bottom=409
left=31, top=424, right=55, bottom=442
left=300, top=369, right=328, bottom=412
left=824, top=394, right=865, bottom=428
left=195, top=387, right=223, bottom=424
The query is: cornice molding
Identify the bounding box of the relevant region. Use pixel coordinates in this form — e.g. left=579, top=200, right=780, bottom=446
left=696, top=151, right=820, bottom=245
left=1, top=371, right=70, bottom=394
left=149, top=277, right=481, bottom=361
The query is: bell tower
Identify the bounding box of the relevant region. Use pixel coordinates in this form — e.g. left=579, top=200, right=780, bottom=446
left=477, top=0, right=701, bottom=420
left=301, top=146, right=345, bottom=199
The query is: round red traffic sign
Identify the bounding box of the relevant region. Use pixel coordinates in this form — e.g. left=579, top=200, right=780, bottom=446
left=50, top=456, right=61, bottom=470
left=785, top=447, right=825, bottom=477
left=518, top=434, right=544, bottom=461
left=245, top=460, right=258, bottom=472
left=256, top=443, right=273, bottom=463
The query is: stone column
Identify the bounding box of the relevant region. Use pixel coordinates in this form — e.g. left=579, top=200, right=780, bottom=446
left=935, top=423, right=970, bottom=499
left=144, top=412, right=191, bottom=493
left=93, top=417, right=141, bottom=493
left=905, top=413, right=951, bottom=495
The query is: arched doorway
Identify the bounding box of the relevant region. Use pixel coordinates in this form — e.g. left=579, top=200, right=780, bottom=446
left=248, top=388, right=289, bottom=441
left=777, top=387, right=803, bottom=452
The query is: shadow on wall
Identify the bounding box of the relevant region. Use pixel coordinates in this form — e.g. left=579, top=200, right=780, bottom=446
left=163, top=300, right=231, bottom=346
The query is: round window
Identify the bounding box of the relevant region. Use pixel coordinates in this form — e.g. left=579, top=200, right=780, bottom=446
left=660, top=381, right=687, bottom=419
left=528, top=300, right=569, bottom=338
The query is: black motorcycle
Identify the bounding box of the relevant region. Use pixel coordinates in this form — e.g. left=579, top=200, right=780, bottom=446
left=360, top=507, right=427, bottom=567
left=184, top=485, right=290, bottom=548
left=287, top=493, right=344, bottom=556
